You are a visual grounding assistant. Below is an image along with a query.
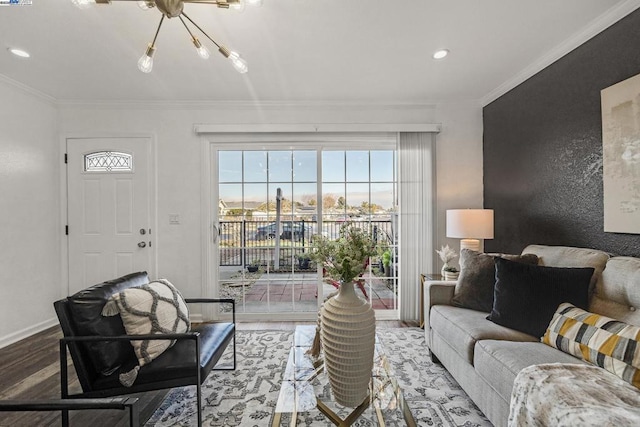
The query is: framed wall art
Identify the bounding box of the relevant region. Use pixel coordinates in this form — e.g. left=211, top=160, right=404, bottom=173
left=601, top=73, right=640, bottom=234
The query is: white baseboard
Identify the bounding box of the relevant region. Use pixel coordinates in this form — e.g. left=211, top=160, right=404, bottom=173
left=0, top=318, right=59, bottom=350
left=190, top=313, right=205, bottom=323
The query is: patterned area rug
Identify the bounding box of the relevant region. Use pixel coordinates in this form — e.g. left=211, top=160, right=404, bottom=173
left=145, top=328, right=491, bottom=426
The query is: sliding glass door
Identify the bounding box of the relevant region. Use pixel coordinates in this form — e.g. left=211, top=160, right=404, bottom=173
left=213, top=143, right=398, bottom=319
left=320, top=150, right=398, bottom=309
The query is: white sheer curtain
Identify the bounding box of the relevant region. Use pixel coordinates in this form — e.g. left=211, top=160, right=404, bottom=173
left=398, top=132, right=436, bottom=321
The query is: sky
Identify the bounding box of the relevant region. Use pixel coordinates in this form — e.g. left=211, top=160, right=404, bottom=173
left=219, top=150, right=396, bottom=210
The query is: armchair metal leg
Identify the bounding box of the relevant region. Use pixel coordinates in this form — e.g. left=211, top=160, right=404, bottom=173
left=129, top=398, right=140, bottom=427
left=196, top=335, right=202, bottom=427
left=60, top=340, right=70, bottom=427
left=233, top=333, right=237, bottom=370
left=197, top=381, right=202, bottom=427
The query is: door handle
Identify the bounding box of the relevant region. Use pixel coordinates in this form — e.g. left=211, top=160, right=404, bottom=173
left=138, top=241, right=146, bottom=248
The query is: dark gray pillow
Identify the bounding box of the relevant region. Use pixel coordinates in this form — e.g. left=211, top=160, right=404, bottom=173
left=451, top=249, right=539, bottom=312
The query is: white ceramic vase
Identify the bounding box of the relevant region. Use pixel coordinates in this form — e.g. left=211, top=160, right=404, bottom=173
left=441, top=263, right=450, bottom=275
left=320, top=281, right=376, bottom=407
left=444, top=270, right=459, bottom=281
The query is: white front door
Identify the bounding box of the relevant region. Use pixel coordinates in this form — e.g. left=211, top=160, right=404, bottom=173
left=67, top=137, right=153, bottom=294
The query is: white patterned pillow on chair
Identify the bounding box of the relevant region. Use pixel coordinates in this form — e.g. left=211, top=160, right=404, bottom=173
left=102, top=278, right=190, bottom=385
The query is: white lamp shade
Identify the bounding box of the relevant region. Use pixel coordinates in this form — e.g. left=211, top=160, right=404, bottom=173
left=446, top=209, right=494, bottom=239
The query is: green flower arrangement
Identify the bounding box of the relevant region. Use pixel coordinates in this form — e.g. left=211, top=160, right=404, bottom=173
left=310, top=224, right=377, bottom=284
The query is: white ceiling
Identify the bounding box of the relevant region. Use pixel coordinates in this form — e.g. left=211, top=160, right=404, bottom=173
left=0, top=0, right=637, bottom=103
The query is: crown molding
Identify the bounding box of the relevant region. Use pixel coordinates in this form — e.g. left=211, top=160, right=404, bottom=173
left=55, top=99, right=440, bottom=111
left=193, top=123, right=442, bottom=134
left=0, top=73, right=56, bottom=105
left=481, top=0, right=640, bottom=107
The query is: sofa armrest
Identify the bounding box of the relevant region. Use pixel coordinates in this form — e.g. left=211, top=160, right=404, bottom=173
left=423, top=280, right=456, bottom=348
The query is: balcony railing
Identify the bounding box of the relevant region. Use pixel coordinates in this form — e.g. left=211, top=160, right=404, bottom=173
left=218, top=220, right=394, bottom=267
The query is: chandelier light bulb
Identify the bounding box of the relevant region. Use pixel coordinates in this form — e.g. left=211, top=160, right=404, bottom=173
left=192, top=38, right=210, bottom=59
left=230, top=0, right=246, bottom=12
left=138, top=54, right=154, bottom=73
left=138, top=44, right=156, bottom=73
left=228, top=51, right=248, bottom=73
left=73, top=0, right=255, bottom=73
left=196, top=45, right=210, bottom=60
left=137, top=1, right=155, bottom=10
left=71, top=0, right=96, bottom=9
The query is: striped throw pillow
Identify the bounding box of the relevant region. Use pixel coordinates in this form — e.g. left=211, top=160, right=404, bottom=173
left=543, top=303, right=640, bottom=388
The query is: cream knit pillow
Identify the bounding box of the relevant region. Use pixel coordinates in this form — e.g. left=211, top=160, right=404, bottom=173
left=102, top=278, right=190, bottom=385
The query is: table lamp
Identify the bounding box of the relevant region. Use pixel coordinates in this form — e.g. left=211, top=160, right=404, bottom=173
left=446, top=209, right=494, bottom=252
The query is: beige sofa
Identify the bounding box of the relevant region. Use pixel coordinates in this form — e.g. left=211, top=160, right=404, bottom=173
left=423, top=245, right=640, bottom=427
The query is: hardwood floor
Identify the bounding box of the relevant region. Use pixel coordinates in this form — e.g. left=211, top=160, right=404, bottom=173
left=0, top=320, right=416, bottom=426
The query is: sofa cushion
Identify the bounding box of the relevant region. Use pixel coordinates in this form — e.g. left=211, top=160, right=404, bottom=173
left=474, top=340, right=588, bottom=403
left=452, top=250, right=539, bottom=312
left=67, top=272, right=149, bottom=375
left=488, top=258, right=593, bottom=338
left=591, top=256, right=640, bottom=326
left=430, top=305, right=537, bottom=364
left=543, top=303, right=640, bottom=388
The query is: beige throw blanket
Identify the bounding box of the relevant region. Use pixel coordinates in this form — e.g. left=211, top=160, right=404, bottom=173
left=509, top=363, right=640, bottom=427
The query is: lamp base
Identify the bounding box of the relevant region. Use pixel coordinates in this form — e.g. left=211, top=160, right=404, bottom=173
left=460, top=239, right=481, bottom=252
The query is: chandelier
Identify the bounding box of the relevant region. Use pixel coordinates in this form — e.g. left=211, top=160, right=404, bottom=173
left=71, top=0, right=262, bottom=73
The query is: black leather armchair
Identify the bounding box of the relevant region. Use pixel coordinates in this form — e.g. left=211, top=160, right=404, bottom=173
left=0, top=397, right=140, bottom=426
left=54, top=272, right=236, bottom=427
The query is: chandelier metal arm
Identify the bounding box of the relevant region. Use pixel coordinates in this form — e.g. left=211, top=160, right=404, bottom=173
left=178, top=15, right=197, bottom=40
left=95, top=0, right=239, bottom=7
left=151, top=14, right=165, bottom=46
left=78, top=0, right=252, bottom=72
left=181, top=11, right=222, bottom=50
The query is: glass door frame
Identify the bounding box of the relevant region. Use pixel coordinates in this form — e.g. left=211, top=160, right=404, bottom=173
left=202, top=133, right=400, bottom=321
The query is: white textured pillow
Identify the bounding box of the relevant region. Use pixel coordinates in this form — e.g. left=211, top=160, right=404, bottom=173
left=102, top=279, right=190, bottom=385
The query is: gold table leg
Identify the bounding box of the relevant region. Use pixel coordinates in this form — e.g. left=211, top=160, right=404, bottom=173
left=271, top=412, right=281, bottom=427
left=317, top=395, right=370, bottom=427
left=375, top=405, right=386, bottom=426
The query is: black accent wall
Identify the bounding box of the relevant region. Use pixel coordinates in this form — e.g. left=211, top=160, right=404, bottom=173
left=483, top=9, right=640, bottom=257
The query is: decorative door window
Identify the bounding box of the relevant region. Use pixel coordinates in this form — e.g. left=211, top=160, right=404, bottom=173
left=84, top=151, right=133, bottom=172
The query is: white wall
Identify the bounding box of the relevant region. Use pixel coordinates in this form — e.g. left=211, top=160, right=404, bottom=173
left=0, top=79, right=60, bottom=347
left=0, top=95, right=483, bottom=345
left=57, top=100, right=483, bottom=296
left=434, top=102, right=485, bottom=270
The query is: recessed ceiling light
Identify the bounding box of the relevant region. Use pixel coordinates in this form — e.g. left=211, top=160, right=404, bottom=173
left=433, top=49, right=449, bottom=60
left=8, top=48, right=30, bottom=58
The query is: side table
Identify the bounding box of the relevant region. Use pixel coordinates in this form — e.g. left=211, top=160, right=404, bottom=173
left=419, top=273, right=442, bottom=328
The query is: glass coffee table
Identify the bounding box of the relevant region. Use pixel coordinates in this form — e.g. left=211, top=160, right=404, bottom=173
left=272, top=325, right=416, bottom=426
